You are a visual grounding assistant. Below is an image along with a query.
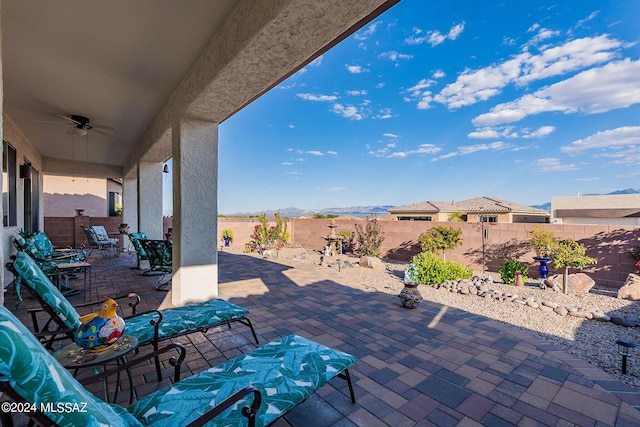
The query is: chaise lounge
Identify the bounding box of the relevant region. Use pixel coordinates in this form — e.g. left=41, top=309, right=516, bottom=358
left=6, top=252, right=259, bottom=379
left=0, top=305, right=358, bottom=427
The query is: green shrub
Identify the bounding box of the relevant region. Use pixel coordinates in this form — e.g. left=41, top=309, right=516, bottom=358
left=498, top=259, right=529, bottom=284
left=410, top=252, right=472, bottom=284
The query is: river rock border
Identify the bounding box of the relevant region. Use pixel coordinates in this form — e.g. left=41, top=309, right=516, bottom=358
left=429, top=276, right=640, bottom=327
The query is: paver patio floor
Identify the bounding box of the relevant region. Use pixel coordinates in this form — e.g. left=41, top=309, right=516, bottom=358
left=5, top=248, right=640, bottom=426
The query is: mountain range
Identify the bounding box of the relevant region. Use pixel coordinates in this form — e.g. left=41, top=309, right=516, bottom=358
left=226, top=189, right=639, bottom=217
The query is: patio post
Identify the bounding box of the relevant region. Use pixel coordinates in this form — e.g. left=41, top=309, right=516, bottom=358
left=170, top=117, right=219, bottom=306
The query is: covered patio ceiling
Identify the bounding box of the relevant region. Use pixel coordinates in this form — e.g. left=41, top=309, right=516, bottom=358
left=2, top=0, right=399, bottom=178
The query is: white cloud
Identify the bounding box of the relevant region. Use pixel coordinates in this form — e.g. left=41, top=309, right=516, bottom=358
left=346, top=65, right=368, bottom=74
left=434, top=35, right=622, bottom=110
left=380, top=51, right=413, bottom=62
left=375, top=108, right=393, bottom=119
left=308, top=55, right=323, bottom=67
left=282, top=162, right=293, bottom=166
left=531, top=158, right=579, bottom=173
left=369, top=142, right=440, bottom=159
left=288, top=124, right=295, bottom=129
left=473, top=58, right=640, bottom=126
left=297, top=93, right=338, bottom=102
left=433, top=141, right=509, bottom=161
left=383, top=133, right=399, bottom=138
left=286, top=171, right=302, bottom=175
left=327, top=151, right=338, bottom=155
left=354, top=21, right=381, bottom=40
left=523, top=126, right=556, bottom=138
left=346, top=90, right=367, bottom=96
left=332, top=103, right=363, bottom=120
left=307, top=150, right=324, bottom=156
left=560, top=126, right=640, bottom=154
left=432, top=69, right=446, bottom=79
left=405, top=22, right=465, bottom=46
left=467, top=128, right=501, bottom=139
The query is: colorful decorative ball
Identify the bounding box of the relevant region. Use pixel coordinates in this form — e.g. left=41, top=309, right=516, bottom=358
left=74, top=299, right=126, bottom=352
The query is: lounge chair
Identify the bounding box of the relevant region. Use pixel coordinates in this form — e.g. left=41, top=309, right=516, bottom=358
left=0, top=305, right=357, bottom=427
left=138, top=239, right=172, bottom=290
left=6, top=251, right=259, bottom=379
left=80, top=224, right=118, bottom=258
left=127, top=231, right=152, bottom=272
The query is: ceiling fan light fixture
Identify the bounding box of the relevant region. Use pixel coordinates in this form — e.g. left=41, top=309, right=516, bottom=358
left=75, top=128, right=88, bottom=136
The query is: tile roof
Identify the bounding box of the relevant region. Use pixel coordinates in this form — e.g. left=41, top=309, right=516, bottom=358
left=390, top=196, right=548, bottom=214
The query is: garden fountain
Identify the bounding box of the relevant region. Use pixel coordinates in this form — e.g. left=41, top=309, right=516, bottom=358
left=321, top=220, right=343, bottom=257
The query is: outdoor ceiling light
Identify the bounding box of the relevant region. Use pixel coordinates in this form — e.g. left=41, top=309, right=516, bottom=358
left=615, top=338, right=636, bottom=374
left=163, top=164, right=169, bottom=174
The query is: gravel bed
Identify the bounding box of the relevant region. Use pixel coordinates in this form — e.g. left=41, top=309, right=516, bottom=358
left=276, top=249, right=640, bottom=390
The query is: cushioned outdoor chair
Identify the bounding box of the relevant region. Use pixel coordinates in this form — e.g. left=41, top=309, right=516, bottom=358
left=127, top=231, right=151, bottom=272
left=6, top=251, right=259, bottom=380
left=0, top=305, right=357, bottom=427
left=139, top=238, right=172, bottom=290
left=80, top=224, right=118, bottom=258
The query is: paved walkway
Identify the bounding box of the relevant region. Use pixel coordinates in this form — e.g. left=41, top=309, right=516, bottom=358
left=6, top=248, right=640, bottom=426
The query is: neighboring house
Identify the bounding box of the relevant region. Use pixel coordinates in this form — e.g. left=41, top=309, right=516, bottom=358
left=552, top=194, right=640, bottom=225
left=389, top=196, right=550, bottom=223
left=43, top=176, right=123, bottom=218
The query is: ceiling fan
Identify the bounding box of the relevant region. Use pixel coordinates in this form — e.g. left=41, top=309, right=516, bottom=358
left=56, top=114, right=116, bottom=138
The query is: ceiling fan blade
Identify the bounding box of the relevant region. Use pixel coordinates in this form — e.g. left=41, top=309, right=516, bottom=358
left=92, top=128, right=116, bottom=139
left=57, top=114, right=81, bottom=125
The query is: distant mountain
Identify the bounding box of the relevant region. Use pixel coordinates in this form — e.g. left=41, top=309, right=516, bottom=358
left=530, top=188, right=640, bottom=212
left=530, top=202, right=551, bottom=212
left=227, top=205, right=395, bottom=217
left=584, top=188, right=640, bottom=196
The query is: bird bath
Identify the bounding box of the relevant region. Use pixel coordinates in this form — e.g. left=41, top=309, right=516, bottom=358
left=321, top=220, right=343, bottom=257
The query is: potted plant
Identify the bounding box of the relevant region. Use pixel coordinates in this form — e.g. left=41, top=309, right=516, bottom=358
left=399, top=263, right=423, bottom=309
left=221, top=229, right=234, bottom=247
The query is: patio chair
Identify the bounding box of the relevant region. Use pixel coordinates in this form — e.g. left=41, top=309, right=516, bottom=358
left=80, top=224, right=118, bottom=258
left=6, top=251, right=259, bottom=380
left=139, top=238, right=172, bottom=290
left=0, top=304, right=357, bottom=427
left=127, top=231, right=150, bottom=270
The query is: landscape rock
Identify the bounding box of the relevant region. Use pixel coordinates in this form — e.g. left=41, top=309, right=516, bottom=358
left=359, top=256, right=385, bottom=270
left=611, top=316, right=636, bottom=327
left=617, top=273, right=640, bottom=300
left=566, top=273, right=596, bottom=295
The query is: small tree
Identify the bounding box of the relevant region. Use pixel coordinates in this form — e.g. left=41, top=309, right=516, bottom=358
left=447, top=210, right=465, bottom=222
left=354, top=215, right=384, bottom=257
left=419, top=225, right=463, bottom=261
left=549, top=238, right=597, bottom=294
left=527, top=226, right=556, bottom=257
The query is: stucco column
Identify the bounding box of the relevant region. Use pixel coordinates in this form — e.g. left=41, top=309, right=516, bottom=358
left=171, top=117, right=218, bottom=306
left=138, top=162, right=163, bottom=240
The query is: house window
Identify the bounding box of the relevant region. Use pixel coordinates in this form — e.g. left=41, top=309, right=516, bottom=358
left=3, top=141, right=17, bottom=227
left=480, top=216, right=497, bottom=223
left=108, top=191, right=121, bottom=216
left=398, top=216, right=432, bottom=221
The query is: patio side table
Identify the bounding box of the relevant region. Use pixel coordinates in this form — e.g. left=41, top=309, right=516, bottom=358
left=55, top=261, right=92, bottom=301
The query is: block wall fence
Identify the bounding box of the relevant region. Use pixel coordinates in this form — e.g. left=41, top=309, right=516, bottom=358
left=43, top=216, right=639, bottom=289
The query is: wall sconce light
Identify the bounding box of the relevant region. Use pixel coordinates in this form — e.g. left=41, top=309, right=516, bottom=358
left=615, top=339, right=636, bottom=374
left=19, top=163, right=32, bottom=179
left=163, top=163, right=169, bottom=173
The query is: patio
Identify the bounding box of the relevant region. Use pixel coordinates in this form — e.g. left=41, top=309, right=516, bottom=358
left=6, top=248, right=640, bottom=426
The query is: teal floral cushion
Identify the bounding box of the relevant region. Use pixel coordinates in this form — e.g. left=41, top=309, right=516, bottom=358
left=139, top=240, right=171, bottom=272
left=31, top=232, right=56, bottom=257
left=128, top=232, right=148, bottom=260
left=12, top=252, right=82, bottom=329
left=125, top=299, right=250, bottom=344
left=128, top=334, right=358, bottom=427
left=0, top=306, right=142, bottom=427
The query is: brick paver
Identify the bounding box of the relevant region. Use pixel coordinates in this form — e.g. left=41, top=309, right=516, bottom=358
left=5, top=248, right=640, bottom=426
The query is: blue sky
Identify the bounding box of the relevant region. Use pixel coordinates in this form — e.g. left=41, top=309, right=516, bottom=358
left=215, top=0, right=640, bottom=215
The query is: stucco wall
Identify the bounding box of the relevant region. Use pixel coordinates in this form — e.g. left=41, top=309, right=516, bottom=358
left=218, top=218, right=638, bottom=289
left=43, top=176, right=109, bottom=217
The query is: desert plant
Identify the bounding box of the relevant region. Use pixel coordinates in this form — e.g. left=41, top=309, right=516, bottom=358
left=251, top=211, right=288, bottom=248
left=527, top=226, right=556, bottom=257
left=498, top=259, right=529, bottom=284
left=629, top=246, right=640, bottom=262
left=549, top=238, right=597, bottom=294
left=410, top=252, right=472, bottom=284
left=419, top=225, right=463, bottom=260
left=354, top=215, right=384, bottom=257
